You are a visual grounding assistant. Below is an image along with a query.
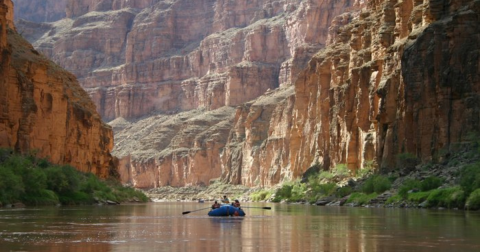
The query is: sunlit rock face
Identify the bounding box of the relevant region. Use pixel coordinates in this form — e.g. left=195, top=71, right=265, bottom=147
left=15, top=0, right=358, bottom=187
left=14, top=0, right=480, bottom=188
left=12, top=0, right=67, bottom=22
left=16, top=0, right=356, bottom=122
left=286, top=0, right=480, bottom=178
left=0, top=0, right=115, bottom=177
left=219, top=0, right=480, bottom=186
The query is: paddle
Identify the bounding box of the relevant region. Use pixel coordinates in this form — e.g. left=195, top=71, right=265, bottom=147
left=240, top=206, right=272, bottom=210
left=182, top=207, right=212, bottom=215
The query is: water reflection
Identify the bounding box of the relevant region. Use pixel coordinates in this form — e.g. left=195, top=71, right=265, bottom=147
left=0, top=203, right=479, bottom=252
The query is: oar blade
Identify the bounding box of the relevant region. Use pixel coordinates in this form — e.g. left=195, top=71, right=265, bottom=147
left=241, top=206, right=272, bottom=210
left=182, top=207, right=212, bottom=215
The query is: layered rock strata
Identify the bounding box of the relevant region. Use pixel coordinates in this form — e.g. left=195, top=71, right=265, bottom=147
left=17, top=0, right=480, bottom=188
left=212, top=0, right=480, bottom=186
left=12, top=0, right=67, bottom=23
left=111, top=107, right=236, bottom=187
left=17, top=0, right=356, bottom=121
left=272, top=0, right=480, bottom=180
left=0, top=0, right=114, bottom=177
left=15, top=0, right=359, bottom=187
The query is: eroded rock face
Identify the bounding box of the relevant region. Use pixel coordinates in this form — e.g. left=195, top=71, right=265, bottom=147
left=12, top=0, right=67, bottom=22
left=209, top=0, right=480, bottom=187
left=15, top=0, right=358, bottom=187
left=285, top=0, right=480, bottom=178
left=15, top=0, right=480, bottom=188
left=0, top=0, right=115, bottom=177
left=111, top=108, right=236, bottom=187
left=17, top=0, right=356, bottom=122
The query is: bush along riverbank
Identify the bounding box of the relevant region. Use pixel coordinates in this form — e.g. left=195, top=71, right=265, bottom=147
left=0, top=149, right=149, bottom=207
left=145, top=141, right=480, bottom=211
left=248, top=141, right=480, bottom=211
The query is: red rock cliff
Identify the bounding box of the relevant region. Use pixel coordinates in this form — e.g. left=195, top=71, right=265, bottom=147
left=222, top=0, right=480, bottom=186
left=12, top=0, right=67, bottom=22
left=15, top=0, right=480, bottom=188
left=17, top=0, right=356, bottom=121
left=16, top=0, right=358, bottom=187
left=0, top=0, right=115, bottom=177
left=287, top=0, right=480, bottom=178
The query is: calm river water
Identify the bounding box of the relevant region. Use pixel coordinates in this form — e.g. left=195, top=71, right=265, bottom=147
left=1, top=202, right=479, bottom=252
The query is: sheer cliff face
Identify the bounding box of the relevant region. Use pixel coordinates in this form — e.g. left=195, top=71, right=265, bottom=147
left=219, top=0, right=480, bottom=186
left=18, top=0, right=355, bottom=121
left=0, top=0, right=114, bottom=177
left=15, top=0, right=480, bottom=188
left=16, top=0, right=357, bottom=187
left=288, top=0, right=480, bottom=175
left=12, top=0, right=67, bottom=22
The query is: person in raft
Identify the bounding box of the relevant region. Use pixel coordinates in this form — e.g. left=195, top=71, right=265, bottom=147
left=211, top=200, right=221, bottom=209
left=232, top=199, right=241, bottom=208
left=221, top=195, right=230, bottom=204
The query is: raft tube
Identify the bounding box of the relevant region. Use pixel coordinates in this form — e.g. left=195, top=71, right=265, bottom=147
left=208, top=205, right=245, bottom=217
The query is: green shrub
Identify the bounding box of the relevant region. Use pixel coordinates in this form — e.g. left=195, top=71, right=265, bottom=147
left=306, top=182, right=337, bottom=203
left=272, top=182, right=294, bottom=202
left=356, top=167, right=372, bottom=178
left=346, top=192, right=377, bottom=205
left=317, top=171, right=334, bottom=181
left=80, top=173, right=108, bottom=193
left=426, top=187, right=465, bottom=209
left=60, top=165, right=81, bottom=192
left=0, top=150, right=149, bottom=206
left=407, top=191, right=431, bottom=203
left=21, top=189, right=59, bottom=206
left=460, top=162, right=480, bottom=195
left=290, top=182, right=307, bottom=202
left=317, top=183, right=337, bottom=196
left=386, top=194, right=403, bottom=204
left=335, top=164, right=350, bottom=178
left=36, top=158, right=51, bottom=169
left=59, top=191, right=94, bottom=205
left=0, top=165, right=25, bottom=204
left=336, top=186, right=353, bottom=198
left=466, top=189, right=480, bottom=210
left=2, top=153, right=33, bottom=171
left=398, top=179, right=422, bottom=199
left=308, top=174, right=321, bottom=190
left=362, top=175, right=391, bottom=194
left=44, top=166, right=70, bottom=193
left=113, top=185, right=149, bottom=202
left=22, top=167, right=47, bottom=195
left=420, top=176, right=444, bottom=191
left=362, top=177, right=375, bottom=194
left=250, top=189, right=272, bottom=201
left=93, top=190, right=117, bottom=202
left=396, top=152, right=419, bottom=173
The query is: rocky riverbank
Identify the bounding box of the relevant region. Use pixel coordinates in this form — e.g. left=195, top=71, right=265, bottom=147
left=144, top=179, right=253, bottom=202
left=144, top=141, right=480, bottom=210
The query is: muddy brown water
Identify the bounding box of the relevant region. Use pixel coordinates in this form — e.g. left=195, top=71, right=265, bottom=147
left=1, top=202, right=479, bottom=252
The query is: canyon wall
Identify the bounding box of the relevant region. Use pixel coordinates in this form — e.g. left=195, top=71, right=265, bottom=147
left=0, top=0, right=115, bottom=177
left=218, top=0, right=480, bottom=186
left=17, top=0, right=356, bottom=121
left=15, top=0, right=358, bottom=187
left=287, top=0, right=480, bottom=175
left=14, top=0, right=480, bottom=188
left=12, top=0, right=67, bottom=22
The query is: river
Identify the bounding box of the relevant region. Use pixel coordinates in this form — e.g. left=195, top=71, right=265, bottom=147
left=1, top=202, right=479, bottom=252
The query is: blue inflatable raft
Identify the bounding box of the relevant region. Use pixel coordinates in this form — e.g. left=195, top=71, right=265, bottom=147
left=208, top=205, right=245, bottom=217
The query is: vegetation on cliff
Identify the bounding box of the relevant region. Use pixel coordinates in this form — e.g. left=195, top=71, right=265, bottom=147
left=0, top=149, right=149, bottom=207
left=249, top=140, right=480, bottom=211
